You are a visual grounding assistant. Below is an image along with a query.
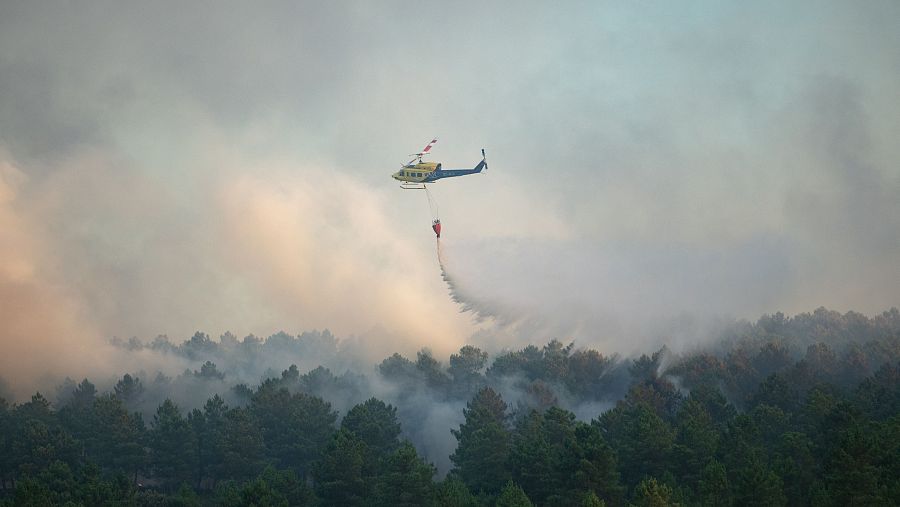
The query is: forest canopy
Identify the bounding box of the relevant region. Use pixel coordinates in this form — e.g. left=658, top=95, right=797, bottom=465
left=1, top=307, right=898, bottom=505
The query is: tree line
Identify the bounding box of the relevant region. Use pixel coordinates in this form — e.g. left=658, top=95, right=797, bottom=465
left=0, top=307, right=898, bottom=505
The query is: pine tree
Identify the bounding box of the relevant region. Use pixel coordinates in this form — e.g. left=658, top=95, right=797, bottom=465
left=450, top=387, right=511, bottom=494
left=632, top=477, right=679, bottom=507
left=91, top=394, right=146, bottom=482
left=372, top=442, right=436, bottom=506
left=113, top=374, right=144, bottom=409
left=434, top=475, right=478, bottom=507
left=496, top=480, right=534, bottom=507
left=149, top=399, right=195, bottom=488
left=251, top=386, right=337, bottom=476
left=222, top=407, right=266, bottom=481
left=341, top=397, right=401, bottom=457
left=697, top=459, right=730, bottom=507
left=314, top=428, right=368, bottom=505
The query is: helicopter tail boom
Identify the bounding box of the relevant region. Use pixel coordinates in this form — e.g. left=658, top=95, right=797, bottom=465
left=424, top=149, right=487, bottom=181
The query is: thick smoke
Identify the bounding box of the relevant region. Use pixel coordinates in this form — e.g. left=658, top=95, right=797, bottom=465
left=437, top=234, right=795, bottom=354
left=0, top=149, right=478, bottom=395
left=432, top=77, right=899, bottom=354
left=1, top=1, right=899, bottom=421
left=0, top=155, right=111, bottom=399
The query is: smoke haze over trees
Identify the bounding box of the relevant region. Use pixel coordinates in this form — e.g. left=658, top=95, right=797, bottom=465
left=1, top=307, right=898, bottom=504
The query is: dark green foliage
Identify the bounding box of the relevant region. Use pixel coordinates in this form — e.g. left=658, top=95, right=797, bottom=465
left=313, top=428, right=368, bottom=505
left=495, top=480, right=534, bottom=507
left=632, top=477, right=678, bottom=507
left=16, top=392, right=54, bottom=425
left=671, top=397, right=719, bottom=490
left=7, top=461, right=136, bottom=506
left=330, top=397, right=411, bottom=503
left=752, top=342, right=793, bottom=380
left=70, top=378, right=98, bottom=410
left=450, top=387, right=511, bottom=494
left=434, top=475, right=478, bottom=507
left=629, top=348, right=665, bottom=383
left=772, top=432, right=816, bottom=505
left=1, top=309, right=898, bottom=506
left=301, top=365, right=367, bottom=402
left=233, top=477, right=289, bottom=506
left=667, top=353, right=724, bottom=390
left=149, top=399, right=194, bottom=489
left=189, top=394, right=227, bottom=489
left=510, top=407, right=621, bottom=506
left=232, top=382, right=253, bottom=397
left=182, top=331, right=216, bottom=360
left=221, top=407, right=267, bottom=481
left=685, top=384, right=736, bottom=428
left=341, top=397, right=402, bottom=456
left=449, top=345, right=489, bottom=396
left=730, top=456, right=786, bottom=506
left=0, top=398, right=12, bottom=488
left=508, top=409, right=559, bottom=503
left=172, top=482, right=201, bottom=506
left=697, top=459, right=730, bottom=506
left=750, top=374, right=799, bottom=412
left=566, top=348, right=615, bottom=399
left=12, top=418, right=79, bottom=476
left=223, top=466, right=316, bottom=507
left=194, top=361, right=225, bottom=380
left=90, top=394, right=146, bottom=479
left=114, top=373, right=145, bottom=407
left=488, top=344, right=545, bottom=380
left=417, top=350, right=452, bottom=391
left=853, top=361, right=900, bottom=420
left=599, top=399, right=675, bottom=489
left=379, top=352, right=419, bottom=383
left=371, top=442, right=436, bottom=506
left=571, top=421, right=623, bottom=505
left=580, top=490, right=606, bottom=507
left=487, top=340, right=576, bottom=385
left=250, top=384, right=337, bottom=476
left=718, top=414, right=785, bottom=505
left=823, top=423, right=891, bottom=506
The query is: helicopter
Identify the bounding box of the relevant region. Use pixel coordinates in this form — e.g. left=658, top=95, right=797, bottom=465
left=392, top=139, right=487, bottom=190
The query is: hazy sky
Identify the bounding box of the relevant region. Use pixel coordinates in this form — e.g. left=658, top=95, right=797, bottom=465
left=1, top=1, right=898, bottom=393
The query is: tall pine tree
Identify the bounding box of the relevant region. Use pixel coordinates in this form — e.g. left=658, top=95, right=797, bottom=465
left=450, top=387, right=511, bottom=494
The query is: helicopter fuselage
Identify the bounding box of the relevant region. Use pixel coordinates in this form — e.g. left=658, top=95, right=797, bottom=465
left=391, top=158, right=486, bottom=184
left=392, top=162, right=441, bottom=183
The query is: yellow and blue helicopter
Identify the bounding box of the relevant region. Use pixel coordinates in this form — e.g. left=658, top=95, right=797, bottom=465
left=392, top=139, right=487, bottom=190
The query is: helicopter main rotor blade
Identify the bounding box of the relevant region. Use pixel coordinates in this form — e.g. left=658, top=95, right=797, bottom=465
left=421, top=138, right=438, bottom=154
